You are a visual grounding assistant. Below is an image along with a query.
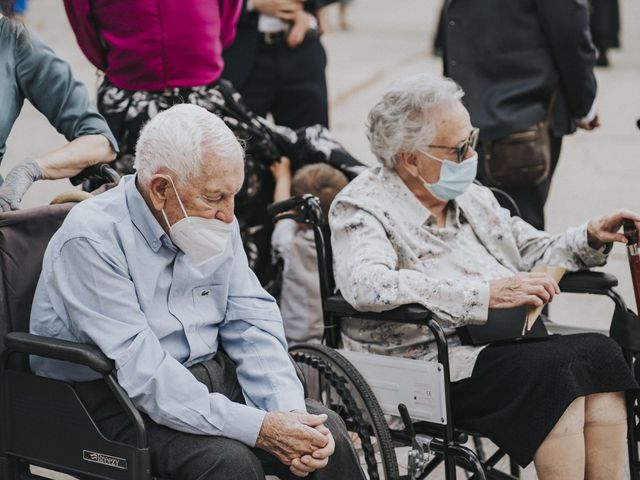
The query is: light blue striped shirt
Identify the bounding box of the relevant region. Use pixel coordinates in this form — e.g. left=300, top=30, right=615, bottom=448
left=30, top=175, right=305, bottom=446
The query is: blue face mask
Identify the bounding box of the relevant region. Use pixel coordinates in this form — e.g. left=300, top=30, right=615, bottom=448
left=419, top=152, right=478, bottom=201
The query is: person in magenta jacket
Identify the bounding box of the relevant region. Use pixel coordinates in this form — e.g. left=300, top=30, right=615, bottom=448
left=62, top=0, right=364, bottom=287
left=63, top=0, right=243, bottom=170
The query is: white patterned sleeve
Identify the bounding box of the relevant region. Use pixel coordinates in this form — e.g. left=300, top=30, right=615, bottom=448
left=329, top=200, right=489, bottom=327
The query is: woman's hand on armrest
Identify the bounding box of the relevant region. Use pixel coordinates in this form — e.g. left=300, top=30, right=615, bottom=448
left=489, top=272, right=560, bottom=309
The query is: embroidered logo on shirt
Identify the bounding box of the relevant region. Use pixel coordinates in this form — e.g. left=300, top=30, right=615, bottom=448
left=201, top=290, right=210, bottom=296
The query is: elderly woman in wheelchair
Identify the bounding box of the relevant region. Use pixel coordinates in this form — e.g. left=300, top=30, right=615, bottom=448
left=328, top=73, right=640, bottom=480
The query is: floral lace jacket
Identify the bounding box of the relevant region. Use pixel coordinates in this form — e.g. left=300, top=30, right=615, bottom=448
left=329, top=167, right=609, bottom=380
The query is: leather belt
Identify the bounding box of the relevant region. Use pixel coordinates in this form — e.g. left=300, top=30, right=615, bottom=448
left=259, top=30, right=286, bottom=45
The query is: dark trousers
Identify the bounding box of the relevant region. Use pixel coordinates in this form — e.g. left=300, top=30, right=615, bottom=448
left=237, top=36, right=329, bottom=129
left=75, top=353, right=364, bottom=480
left=476, top=134, right=563, bottom=231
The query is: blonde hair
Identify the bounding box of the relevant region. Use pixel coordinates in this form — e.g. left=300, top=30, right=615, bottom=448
left=292, top=163, right=348, bottom=220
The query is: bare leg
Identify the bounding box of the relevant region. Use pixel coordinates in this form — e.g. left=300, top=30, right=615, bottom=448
left=584, top=392, right=627, bottom=480
left=533, top=397, right=585, bottom=480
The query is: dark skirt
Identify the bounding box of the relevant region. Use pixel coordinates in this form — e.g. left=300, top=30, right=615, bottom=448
left=451, top=333, right=638, bottom=466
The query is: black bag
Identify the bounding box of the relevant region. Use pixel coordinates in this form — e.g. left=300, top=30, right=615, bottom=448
left=483, top=91, right=558, bottom=188
left=457, top=306, right=549, bottom=346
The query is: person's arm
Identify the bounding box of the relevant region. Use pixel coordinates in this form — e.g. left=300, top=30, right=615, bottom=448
left=47, top=236, right=266, bottom=446
left=0, top=26, right=118, bottom=210
left=218, top=224, right=333, bottom=471
left=329, top=198, right=490, bottom=326
left=271, top=156, right=292, bottom=204
left=219, top=0, right=244, bottom=49
left=219, top=223, right=306, bottom=412
left=536, top=0, right=597, bottom=120
left=472, top=185, right=611, bottom=271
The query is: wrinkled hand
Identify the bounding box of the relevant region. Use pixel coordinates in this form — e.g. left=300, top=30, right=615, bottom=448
left=289, top=423, right=336, bottom=477
left=578, top=113, right=600, bottom=131
left=0, top=158, right=43, bottom=212
left=256, top=410, right=329, bottom=472
left=489, top=272, right=560, bottom=309
left=287, top=10, right=313, bottom=47
left=270, top=156, right=292, bottom=181
left=587, top=208, right=640, bottom=249
left=253, top=0, right=304, bottom=20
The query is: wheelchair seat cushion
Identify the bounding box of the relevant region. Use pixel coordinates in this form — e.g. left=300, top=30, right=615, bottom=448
left=450, top=332, right=638, bottom=467
left=0, top=203, right=73, bottom=353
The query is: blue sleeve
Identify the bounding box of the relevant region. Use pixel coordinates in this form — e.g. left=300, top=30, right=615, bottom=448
left=14, top=26, right=118, bottom=152
left=47, top=236, right=266, bottom=446
left=220, top=223, right=306, bottom=413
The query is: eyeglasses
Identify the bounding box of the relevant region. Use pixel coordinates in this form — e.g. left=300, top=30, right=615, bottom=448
left=422, top=127, right=479, bottom=164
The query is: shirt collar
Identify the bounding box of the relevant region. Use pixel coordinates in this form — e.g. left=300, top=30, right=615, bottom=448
left=380, top=167, right=430, bottom=226
left=380, top=167, right=466, bottom=228
left=124, top=175, right=169, bottom=252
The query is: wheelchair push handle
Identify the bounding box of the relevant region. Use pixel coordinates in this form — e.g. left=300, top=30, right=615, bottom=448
left=267, top=194, right=324, bottom=225
left=69, top=163, right=121, bottom=186
left=266, top=195, right=309, bottom=217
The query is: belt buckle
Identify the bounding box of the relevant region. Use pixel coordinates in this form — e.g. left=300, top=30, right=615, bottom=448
left=263, top=31, right=280, bottom=45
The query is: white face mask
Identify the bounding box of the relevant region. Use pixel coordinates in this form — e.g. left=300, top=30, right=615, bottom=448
left=160, top=176, right=232, bottom=265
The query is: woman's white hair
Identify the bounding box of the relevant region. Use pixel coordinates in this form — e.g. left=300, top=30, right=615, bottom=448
left=366, top=73, right=464, bottom=169
left=134, top=104, right=244, bottom=185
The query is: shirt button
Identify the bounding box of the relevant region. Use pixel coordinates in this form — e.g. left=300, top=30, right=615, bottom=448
left=152, top=240, right=159, bottom=248
left=449, top=20, right=456, bottom=26
left=450, top=60, right=457, bottom=67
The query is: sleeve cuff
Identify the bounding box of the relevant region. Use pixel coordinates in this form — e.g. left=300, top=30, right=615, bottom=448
left=222, top=401, right=267, bottom=447
left=578, top=100, right=597, bottom=124
left=575, top=222, right=610, bottom=266
left=465, top=281, right=490, bottom=325
left=268, top=389, right=307, bottom=413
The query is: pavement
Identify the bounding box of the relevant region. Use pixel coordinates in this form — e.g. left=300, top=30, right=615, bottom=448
left=6, top=0, right=640, bottom=479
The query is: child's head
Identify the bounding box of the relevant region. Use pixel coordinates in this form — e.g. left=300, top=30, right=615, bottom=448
left=292, top=163, right=348, bottom=221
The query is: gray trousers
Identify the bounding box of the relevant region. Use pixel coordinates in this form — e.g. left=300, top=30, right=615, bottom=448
left=75, top=352, right=365, bottom=480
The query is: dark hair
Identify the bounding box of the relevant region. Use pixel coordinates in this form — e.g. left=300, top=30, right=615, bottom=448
left=292, top=163, right=349, bottom=221
left=1, top=0, right=15, bottom=17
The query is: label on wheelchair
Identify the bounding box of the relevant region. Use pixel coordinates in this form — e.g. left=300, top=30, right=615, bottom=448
left=337, top=349, right=448, bottom=424
left=83, top=450, right=128, bottom=470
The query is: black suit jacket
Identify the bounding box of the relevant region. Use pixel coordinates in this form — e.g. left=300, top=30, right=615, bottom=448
left=223, top=0, right=333, bottom=88
left=443, top=0, right=597, bottom=140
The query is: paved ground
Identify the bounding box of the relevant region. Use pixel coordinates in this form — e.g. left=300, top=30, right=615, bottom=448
left=7, top=0, right=640, bottom=479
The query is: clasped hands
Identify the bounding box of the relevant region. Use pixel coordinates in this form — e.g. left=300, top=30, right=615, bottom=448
left=256, top=409, right=336, bottom=477
left=489, top=209, right=640, bottom=309
left=252, top=0, right=314, bottom=47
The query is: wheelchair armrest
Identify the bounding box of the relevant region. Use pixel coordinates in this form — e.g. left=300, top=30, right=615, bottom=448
left=558, top=271, right=618, bottom=294
left=5, top=332, right=114, bottom=375
left=325, top=294, right=431, bottom=323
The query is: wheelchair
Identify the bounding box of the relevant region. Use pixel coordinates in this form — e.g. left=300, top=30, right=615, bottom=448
left=0, top=165, right=165, bottom=480
left=266, top=193, right=640, bottom=480
left=0, top=165, right=313, bottom=480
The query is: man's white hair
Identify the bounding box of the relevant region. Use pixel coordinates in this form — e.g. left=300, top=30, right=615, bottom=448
left=134, top=104, right=244, bottom=185
left=366, top=73, right=464, bottom=169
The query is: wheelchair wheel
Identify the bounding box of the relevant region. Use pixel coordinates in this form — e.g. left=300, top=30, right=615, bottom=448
left=289, top=344, right=400, bottom=480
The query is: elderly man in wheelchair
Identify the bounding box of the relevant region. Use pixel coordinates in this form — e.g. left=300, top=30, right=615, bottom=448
left=325, top=74, right=640, bottom=480
left=4, top=104, right=365, bottom=480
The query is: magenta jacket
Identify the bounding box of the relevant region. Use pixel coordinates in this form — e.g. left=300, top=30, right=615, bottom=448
left=63, top=0, right=243, bottom=91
